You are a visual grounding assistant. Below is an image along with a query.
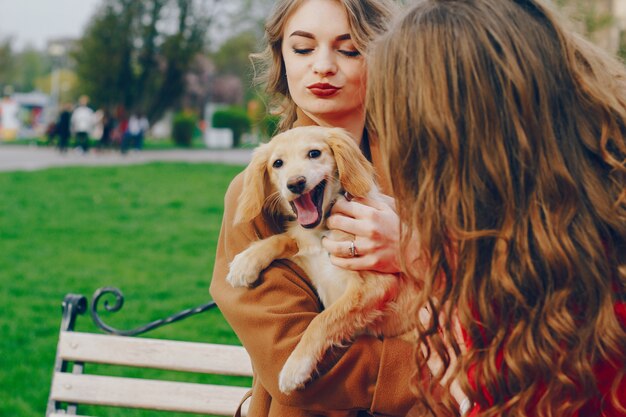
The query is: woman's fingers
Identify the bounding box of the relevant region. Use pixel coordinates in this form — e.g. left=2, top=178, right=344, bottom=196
left=333, top=195, right=394, bottom=215
left=322, top=237, right=357, bottom=258
left=418, top=302, right=465, bottom=386
left=324, top=194, right=401, bottom=273
left=327, top=253, right=381, bottom=271
left=326, top=212, right=366, bottom=237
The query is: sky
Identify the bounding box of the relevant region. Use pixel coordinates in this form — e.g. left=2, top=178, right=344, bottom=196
left=0, top=0, right=101, bottom=50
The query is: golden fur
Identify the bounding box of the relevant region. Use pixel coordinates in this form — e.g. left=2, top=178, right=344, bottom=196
left=226, top=126, right=420, bottom=393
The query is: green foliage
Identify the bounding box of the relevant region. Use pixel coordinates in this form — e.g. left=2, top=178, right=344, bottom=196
left=212, top=30, right=262, bottom=101
left=212, top=106, right=251, bottom=147
left=73, top=0, right=223, bottom=121
left=15, top=47, right=50, bottom=92
left=0, top=39, right=16, bottom=92
left=0, top=163, right=245, bottom=417
left=619, top=31, right=626, bottom=62
left=556, top=0, right=614, bottom=35
left=0, top=45, right=50, bottom=93
left=172, top=111, right=198, bottom=147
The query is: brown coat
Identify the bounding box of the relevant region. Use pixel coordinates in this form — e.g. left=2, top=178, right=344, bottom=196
left=209, top=117, right=418, bottom=417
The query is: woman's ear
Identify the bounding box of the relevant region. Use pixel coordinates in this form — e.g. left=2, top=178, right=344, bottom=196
left=326, top=128, right=376, bottom=197
left=234, top=143, right=271, bottom=224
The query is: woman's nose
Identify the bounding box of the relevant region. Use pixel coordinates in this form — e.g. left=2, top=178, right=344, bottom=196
left=312, top=49, right=338, bottom=76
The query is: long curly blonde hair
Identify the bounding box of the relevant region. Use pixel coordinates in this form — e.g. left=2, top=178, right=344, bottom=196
left=368, top=1, right=626, bottom=416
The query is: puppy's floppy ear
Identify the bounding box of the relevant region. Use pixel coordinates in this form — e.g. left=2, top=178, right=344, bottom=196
left=234, top=143, right=271, bottom=224
left=326, top=128, right=376, bottom=198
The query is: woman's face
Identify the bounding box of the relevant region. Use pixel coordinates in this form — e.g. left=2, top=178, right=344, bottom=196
left=281, top=0, right=367, bottom=122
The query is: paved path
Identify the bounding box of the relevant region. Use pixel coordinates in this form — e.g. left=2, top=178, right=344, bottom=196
left=0, top=145, right=253, bottom=172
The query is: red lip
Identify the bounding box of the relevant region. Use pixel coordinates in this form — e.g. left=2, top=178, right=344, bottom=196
left=307, top=83, right=340, bottom=97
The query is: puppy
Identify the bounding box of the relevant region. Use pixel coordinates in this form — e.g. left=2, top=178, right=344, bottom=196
left=226, top=126, right=420, bottom=394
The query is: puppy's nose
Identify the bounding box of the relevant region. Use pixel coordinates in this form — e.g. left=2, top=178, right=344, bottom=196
left=287, top=176, right=307, bottom=194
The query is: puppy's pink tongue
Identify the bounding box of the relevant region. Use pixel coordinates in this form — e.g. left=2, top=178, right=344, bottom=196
left=293, top=193, right=318, bottom=226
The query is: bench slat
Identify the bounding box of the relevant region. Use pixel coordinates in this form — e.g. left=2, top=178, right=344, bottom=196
left=50, top=372, right=250, bottom=416
left=58, top=331, right=253, bottom=377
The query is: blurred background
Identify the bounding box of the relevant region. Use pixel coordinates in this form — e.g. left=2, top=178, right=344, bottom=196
left=1, top=1, right=625, bottom=417
left=0, top=0, right=625, bottom=148
left=0, top=0, right=280, bottom=149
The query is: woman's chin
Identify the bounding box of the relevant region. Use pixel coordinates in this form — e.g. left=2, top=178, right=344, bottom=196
left=300, top=103, right=362, bottom=121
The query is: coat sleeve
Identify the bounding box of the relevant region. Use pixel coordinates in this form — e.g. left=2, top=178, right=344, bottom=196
left=209, top=173, right=417, bottom=415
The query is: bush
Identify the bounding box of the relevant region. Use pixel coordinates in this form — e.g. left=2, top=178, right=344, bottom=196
left=172, top=111, right=197, bottom=147
left=212, top=106, right=251, bottom=147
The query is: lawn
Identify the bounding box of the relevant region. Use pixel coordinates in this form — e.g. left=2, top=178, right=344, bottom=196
left=0, top=162, right=246, bottom=416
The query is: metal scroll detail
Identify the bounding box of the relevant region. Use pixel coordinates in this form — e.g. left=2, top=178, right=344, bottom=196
left=61, top=293, right=88, bottom=332
left=90, top=286, right=217, bottom=336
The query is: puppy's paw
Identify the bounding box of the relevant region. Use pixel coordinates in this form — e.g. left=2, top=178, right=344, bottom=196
left=226, top=252, right=263, bottom=288
left=278, top=354, right=316, bottom=394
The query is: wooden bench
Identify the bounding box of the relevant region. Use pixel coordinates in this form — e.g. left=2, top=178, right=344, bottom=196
left=46, top=287, right=252, bottom=416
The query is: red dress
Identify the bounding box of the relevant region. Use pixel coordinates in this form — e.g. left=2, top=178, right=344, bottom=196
left=467, top=301, right=626, bottom=417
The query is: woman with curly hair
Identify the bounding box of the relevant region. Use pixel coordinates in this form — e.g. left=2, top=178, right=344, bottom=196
left=367, top=0, right=626, bottom=416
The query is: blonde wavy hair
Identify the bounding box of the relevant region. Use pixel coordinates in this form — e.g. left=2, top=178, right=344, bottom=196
left=250, top=0, right=397, bottom=132
left=368, top=0, right=626, bottom=416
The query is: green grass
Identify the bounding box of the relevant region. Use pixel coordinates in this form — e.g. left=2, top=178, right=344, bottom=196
left=0, top=162, right=246, bottom=416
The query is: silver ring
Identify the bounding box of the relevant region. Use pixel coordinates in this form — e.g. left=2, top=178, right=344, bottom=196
left=349, top=240, right=357, bottom=258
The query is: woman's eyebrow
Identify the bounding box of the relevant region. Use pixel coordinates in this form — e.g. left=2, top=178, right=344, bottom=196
left=290, top=30, right=315, bottom=39
left=288, top=31, right=352, bottom=41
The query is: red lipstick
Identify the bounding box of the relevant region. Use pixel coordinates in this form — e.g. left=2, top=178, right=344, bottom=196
left=307, top=83, right=340, bottom=97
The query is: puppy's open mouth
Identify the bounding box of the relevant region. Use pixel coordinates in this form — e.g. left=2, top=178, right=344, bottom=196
left=289, top=180, right=327, bottom=229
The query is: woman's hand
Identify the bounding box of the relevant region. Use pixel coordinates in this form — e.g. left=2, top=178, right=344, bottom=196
left=419, top=305, right=472, bottom=415
left=322, top=194, right=401, bottom=273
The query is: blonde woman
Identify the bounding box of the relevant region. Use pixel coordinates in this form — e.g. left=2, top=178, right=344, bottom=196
left=210, top=0, right=420, bottom=416
left=368, top=0, right=626, bottom=416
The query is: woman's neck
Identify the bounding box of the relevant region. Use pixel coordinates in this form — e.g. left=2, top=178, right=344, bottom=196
left=297, top=108, right=366, bottom=145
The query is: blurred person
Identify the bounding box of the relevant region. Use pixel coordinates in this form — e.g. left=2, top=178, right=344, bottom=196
left=96, top=109, right=115, bottom=151
left=0, top=93, right=19, bottom=141
left=121, top=113, right=148, bottom=153
left=133, top=113, right=149, bottom=151
left=71, top=95, right=95, bottom=153
left=367, top=0, right=626, bottom=416
left=111, top=106, right=128, bottom=149
left=45, top=121, right=57, bottom=146
left=56, top=103, right=72, bottom=154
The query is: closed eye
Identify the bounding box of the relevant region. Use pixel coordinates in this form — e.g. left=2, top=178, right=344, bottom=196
left=308, top=149, right=321, bottom=159
left=293, top=48, right=313, bottom=55
left=339, top=49, right=360, bottom=57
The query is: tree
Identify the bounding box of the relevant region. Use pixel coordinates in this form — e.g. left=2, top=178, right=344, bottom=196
left=212, top=30, right=260, bottom=102
left=181, top=54, right=217, bottom=113
left=14, top=47, right=49, bottom=92
left=73, top=0, right=225, bottom=122
left=0, top=39, right=16, bottom=94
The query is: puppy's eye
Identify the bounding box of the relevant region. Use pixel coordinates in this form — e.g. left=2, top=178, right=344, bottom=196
left=272, top=159, right=283, bottom=168
left=308, top=149, right=321, bottom=159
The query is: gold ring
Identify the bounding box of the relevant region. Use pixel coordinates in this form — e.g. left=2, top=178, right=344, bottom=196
left=349, top=240, right=357, bottom=258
